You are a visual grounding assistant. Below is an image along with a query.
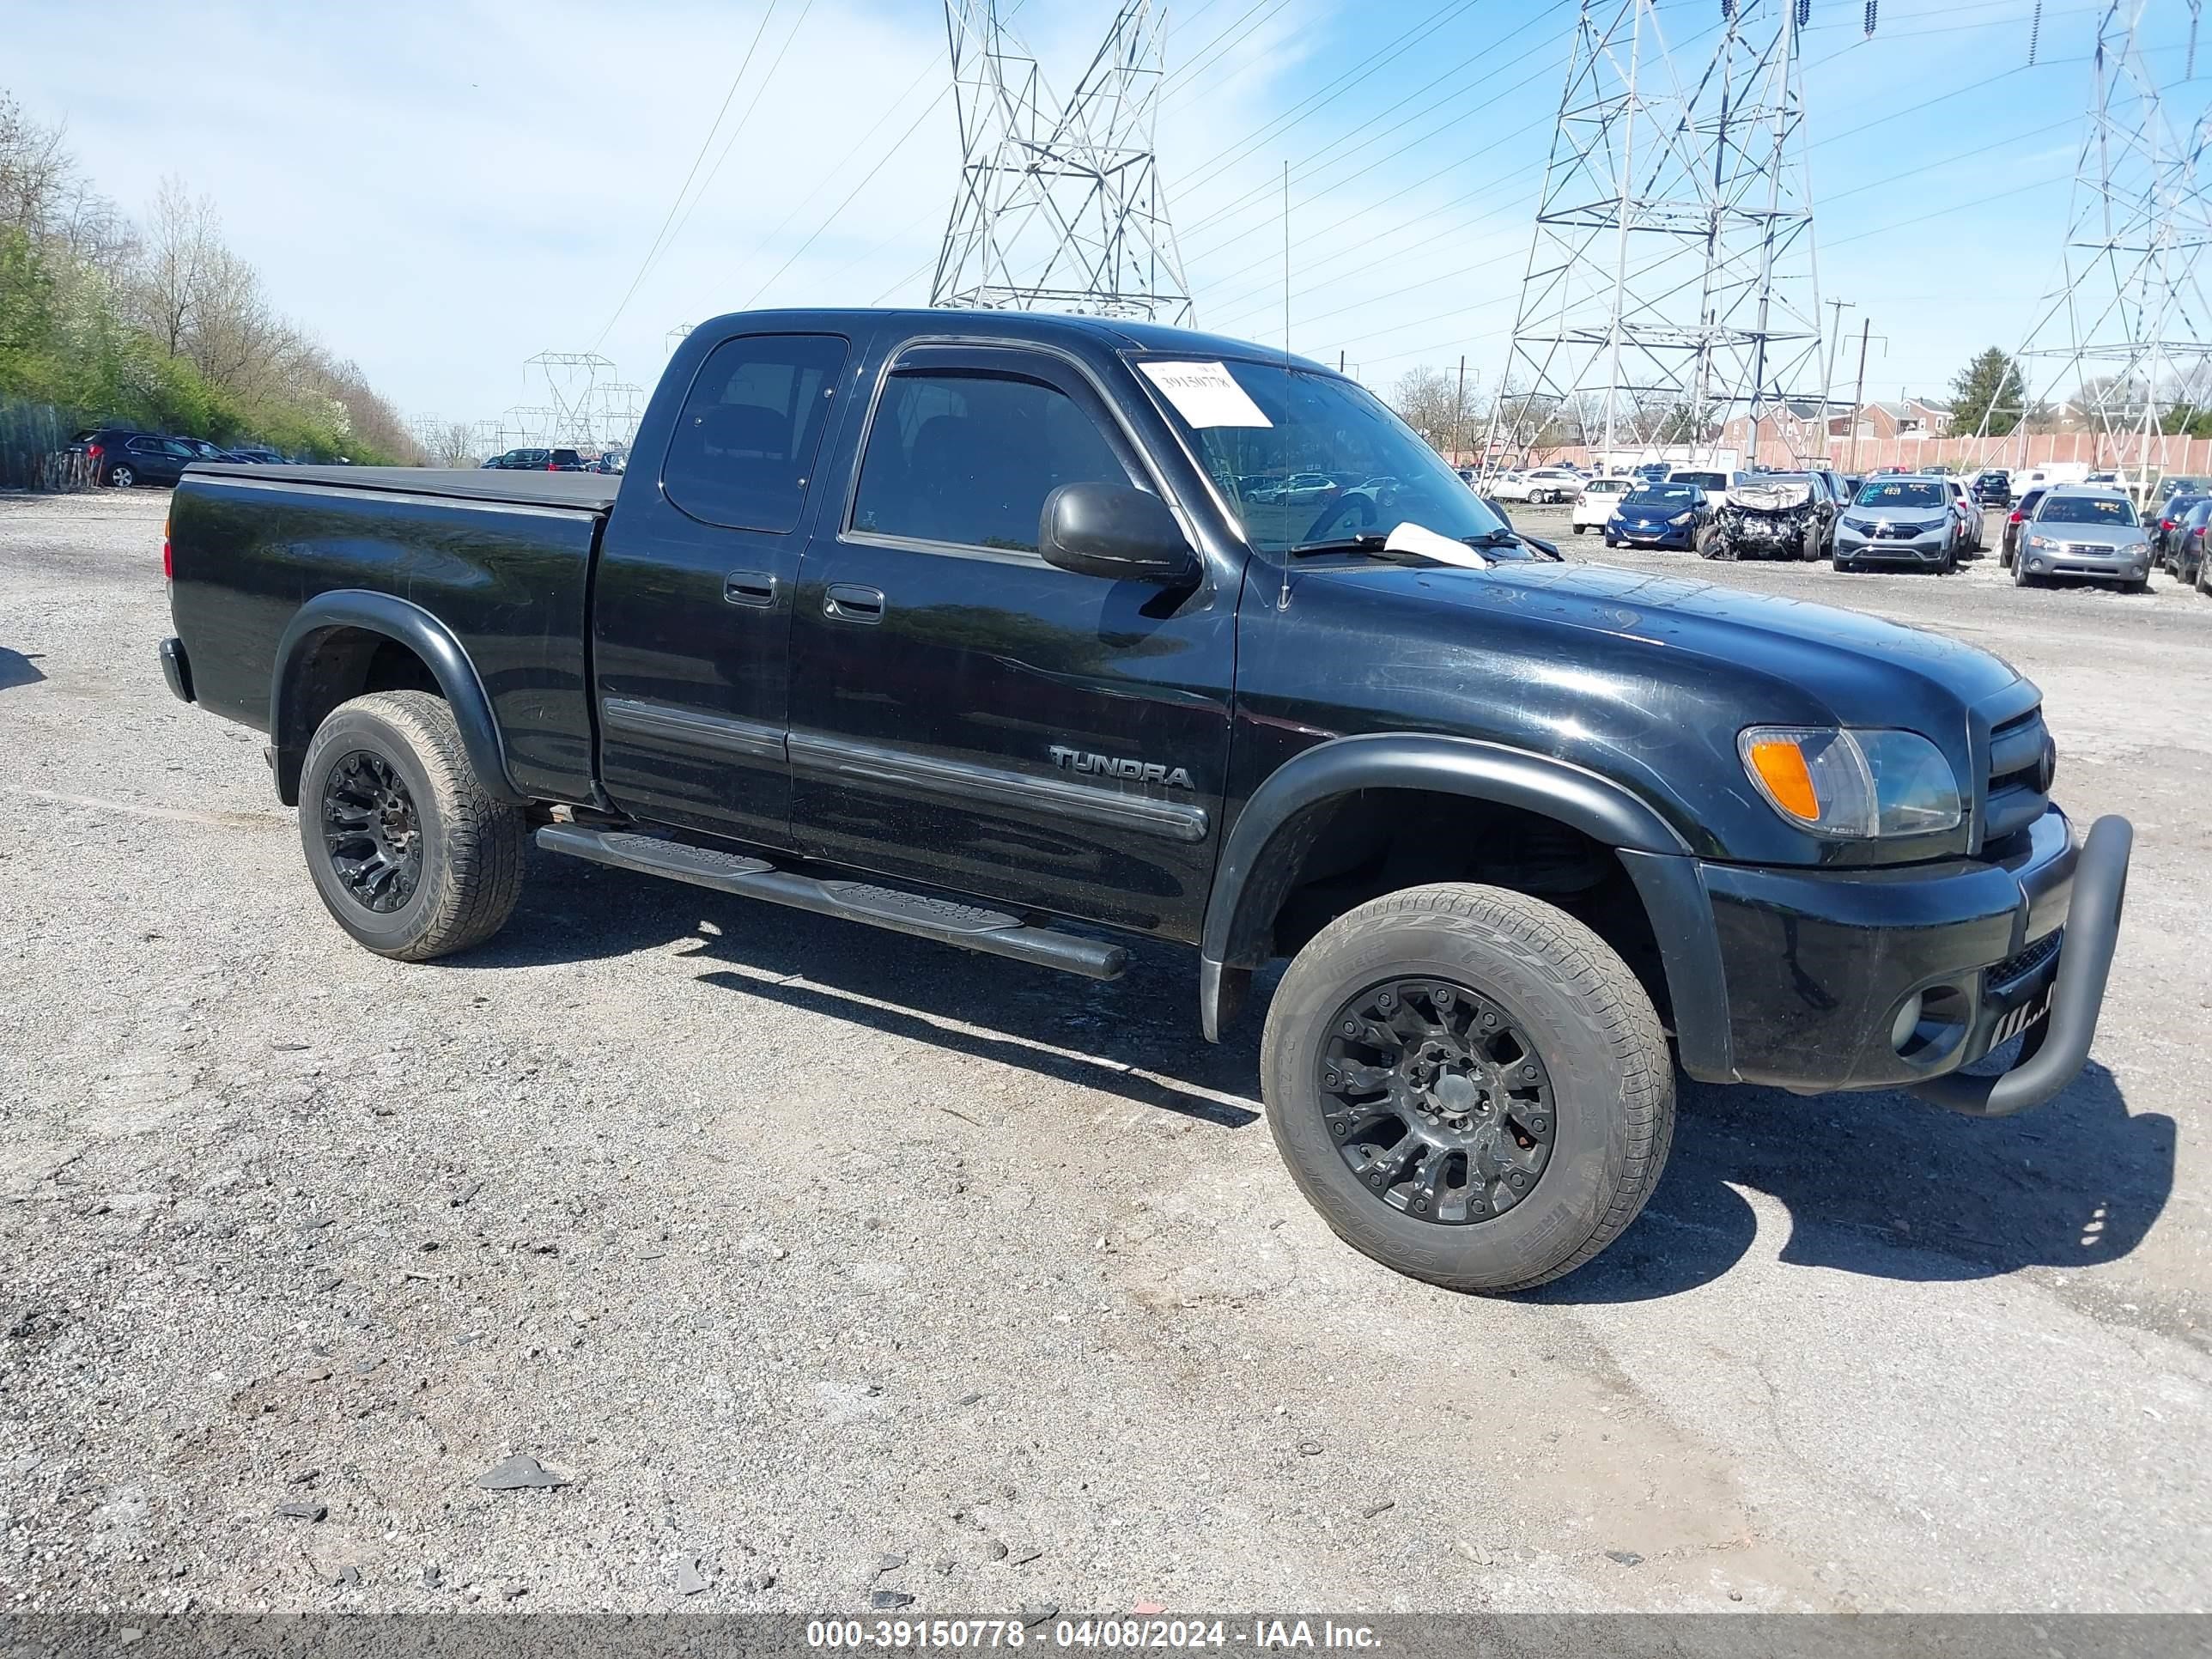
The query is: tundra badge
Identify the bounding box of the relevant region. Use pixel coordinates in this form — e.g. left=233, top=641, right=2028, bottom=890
left=1048, top=745, right=1194, bottom=789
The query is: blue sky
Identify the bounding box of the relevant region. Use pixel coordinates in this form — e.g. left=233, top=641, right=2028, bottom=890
left=9, top=0, right=2196, bottom=430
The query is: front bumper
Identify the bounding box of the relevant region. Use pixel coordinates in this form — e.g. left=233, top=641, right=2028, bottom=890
left=1836, top=527, right=1948, bottom=563
left=1609, top=520, right=1697, bottom=548
left=1681, top=806, right=2130, bottom=1110
left=2016, top=540, right=2151, bottom=582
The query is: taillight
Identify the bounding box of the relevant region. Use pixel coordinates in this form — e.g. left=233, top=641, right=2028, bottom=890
left=87, top=442, right=103, bottom=460
left=162, top=518, right=173, bottom=580
left=2162, top=518, right=2176, bottom=530
left=2009, top=510, right=2024, bottom=524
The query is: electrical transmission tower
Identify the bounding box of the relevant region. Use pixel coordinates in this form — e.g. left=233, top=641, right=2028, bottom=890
left=1486, top=0, right=1825, bottom=471
left=931, top=0, right=1194, bottom=324
left=1998, top=0, right=2212, bottom=473
left=525, top=351, right=616, bottom=447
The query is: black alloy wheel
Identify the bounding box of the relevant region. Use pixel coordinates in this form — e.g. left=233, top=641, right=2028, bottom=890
left=320, top=750, right=423, bottom=913
left=1316, top=977, right=1554, bottom=1225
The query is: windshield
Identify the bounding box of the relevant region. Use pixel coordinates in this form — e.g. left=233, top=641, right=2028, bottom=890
left=1622, top=486, right=1694, bottom=509
left=1139, top=357, right=1517, bottom=556
left=1854, top=480, right=1946, bottom=510
left=2036, top=495, right=2138, bottom=528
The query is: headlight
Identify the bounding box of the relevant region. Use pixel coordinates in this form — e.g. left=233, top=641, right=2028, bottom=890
left=1669, top=512, right=1693, bottom=526
left=1839, top=516, right=1872, bottom=533
left=2121, top=540, right=2150, bottom=557
left=1738, top=726, right=1963, bottom=839
left=2027, top=533, right=2057, bottom=550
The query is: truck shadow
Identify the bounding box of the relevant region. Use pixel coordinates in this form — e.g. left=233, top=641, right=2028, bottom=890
left=1528, top=1059, right=2174, bottom=1302
left=0, top=647, right=46, bottom=691
left=486, top=854, right=2173, bottom=1292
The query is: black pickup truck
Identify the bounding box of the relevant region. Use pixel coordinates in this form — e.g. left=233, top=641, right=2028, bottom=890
left=159, top=308, right=2131, bottom=1293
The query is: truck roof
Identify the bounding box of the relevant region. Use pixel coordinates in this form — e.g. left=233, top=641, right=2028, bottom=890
left=689, top=307, right=1341, bottom=375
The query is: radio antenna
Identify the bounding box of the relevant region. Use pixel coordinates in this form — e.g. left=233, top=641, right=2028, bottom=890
left=1279, top=158, right=1292, bottom=611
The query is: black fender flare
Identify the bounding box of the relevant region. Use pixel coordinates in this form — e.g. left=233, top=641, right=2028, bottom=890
left=1196, top=732, right=1735, bottom=1079
left=269, top=590, right=519, bottom=806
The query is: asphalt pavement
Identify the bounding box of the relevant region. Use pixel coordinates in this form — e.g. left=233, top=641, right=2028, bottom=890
left=1, top=488, right=2206, bottom=1614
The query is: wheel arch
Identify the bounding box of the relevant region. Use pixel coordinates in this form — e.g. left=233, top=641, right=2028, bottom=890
left=270, top=591, right=519, bottom=807
left=1198, top=733, right=1735, bottom=1080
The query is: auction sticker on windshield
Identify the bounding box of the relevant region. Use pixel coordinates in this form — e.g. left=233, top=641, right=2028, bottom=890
left=1138, top=360, right=1273, bottom=428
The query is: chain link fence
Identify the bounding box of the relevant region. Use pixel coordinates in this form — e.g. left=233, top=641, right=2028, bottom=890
left=0, top=399, right=94, bottom=491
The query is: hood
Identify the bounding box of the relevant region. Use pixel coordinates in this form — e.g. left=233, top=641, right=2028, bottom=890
left=1262, top=556, right=2033, bottom=864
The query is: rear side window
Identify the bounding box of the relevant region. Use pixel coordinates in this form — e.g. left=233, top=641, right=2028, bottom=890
left=664, top=332, right=849, bottom=533
left=850, top=370, right=1128, bottom=554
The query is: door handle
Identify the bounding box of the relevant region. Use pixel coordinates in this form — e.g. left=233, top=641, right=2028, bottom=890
left=723, top=570, right=778, bottom=608
left=823, top=583, right=886, bottom=624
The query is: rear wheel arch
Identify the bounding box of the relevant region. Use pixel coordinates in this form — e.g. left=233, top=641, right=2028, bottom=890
left=1198, top=736, right=1727, bottom=1071
left=270, top=592, right=518, bottom=808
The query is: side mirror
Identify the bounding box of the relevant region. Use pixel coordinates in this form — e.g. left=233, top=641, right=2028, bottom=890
left=1038, top=483, right=1200, bottom=586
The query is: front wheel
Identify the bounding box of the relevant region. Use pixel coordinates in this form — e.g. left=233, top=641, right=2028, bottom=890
left=298, top=690, right=526, bottom=961
left=1261, top=884, right=1674, bottom=1294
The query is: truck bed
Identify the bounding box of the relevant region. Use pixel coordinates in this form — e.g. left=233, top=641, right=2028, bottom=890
left=188, top=464, right=621, bottom=514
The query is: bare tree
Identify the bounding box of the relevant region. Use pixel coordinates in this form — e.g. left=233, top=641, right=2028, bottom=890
left=1389, top=366, right=1462, bottom=453
left=132, top=175, right=224, bottom=359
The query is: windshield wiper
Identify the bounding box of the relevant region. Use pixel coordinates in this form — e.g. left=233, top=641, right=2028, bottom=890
left=1288, top=532, right=1420, bottom=560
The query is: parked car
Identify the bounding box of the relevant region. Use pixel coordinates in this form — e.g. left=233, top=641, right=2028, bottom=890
left=173, top=437, right=249, bottom=465
left=1972, top=469, right=2012, bottom=506
left=548, top=448, right=587, bottom=471
left=1706, top=472, right=1829, bottom=561
left=2000, top=487, right=2047, bottom=568
left=70, top=428, right=198, bottom=489
left=2170, top=498, right=2212, bottom=589
left=2154, top=493, right=2210, bottom=570
left=1570, top=476, right=1632, bottom=533
left=228, top=445, right=288, bottom=465
left=591, top=450, right=629, bottom=475
left=1832, top=476, right=1963, bottom=574
left=156, top=305, right=2129, bottom=1296
left=2160, top=475, right=2206, bottom=502
left=1604, top=482, right=1712, bottom=550
left=1250, top=471, right=1340, bottom=506
left=2012, top=487, right=2154, bottom=590
left=483, top=447, right=554, bottom=471
left=1943, top=479, right=1984, bottom=552
left=1665, top=468, right=1729, bottom=497
left=1490, top=468, right=1577, bottom=505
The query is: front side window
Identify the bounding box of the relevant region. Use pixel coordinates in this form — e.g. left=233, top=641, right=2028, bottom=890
left=851, top=369, right=1128, bottom=553
left=664, top=332, right=849, bottom=533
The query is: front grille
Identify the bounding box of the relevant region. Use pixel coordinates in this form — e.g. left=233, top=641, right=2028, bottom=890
left=2063, top=542, right=2110, bottom=558
left=1984, top=705, right=2052, bottom=844
left=1990, top=928, right=2062, bottom=990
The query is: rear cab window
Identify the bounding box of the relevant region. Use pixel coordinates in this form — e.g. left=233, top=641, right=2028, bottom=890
left=663, top=332, right=850, bottom=532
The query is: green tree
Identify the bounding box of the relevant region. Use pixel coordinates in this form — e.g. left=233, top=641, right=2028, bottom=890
left=1949, top=347, right=2029, bottom=437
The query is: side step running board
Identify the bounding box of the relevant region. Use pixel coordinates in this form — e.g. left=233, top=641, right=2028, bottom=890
left=535, top=824, right=1129, bottom=981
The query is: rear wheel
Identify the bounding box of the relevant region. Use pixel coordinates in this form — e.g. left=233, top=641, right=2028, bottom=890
left=107, top=464, right=136, bottom=488
left=298, top=690, right=526, bottom=961
left=1261, top=884, right=1674, bottom=1293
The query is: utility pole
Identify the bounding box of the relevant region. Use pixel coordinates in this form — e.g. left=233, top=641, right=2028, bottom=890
left=1847, top=319, right=1873, bottom=473
left=1454, top=355, right=1468, bottom=465
left=1820, top=298, right=1853, bottom=460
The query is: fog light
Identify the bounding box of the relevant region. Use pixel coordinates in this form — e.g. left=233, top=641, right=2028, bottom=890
left=1890, top=991, right=1924, bottom=1053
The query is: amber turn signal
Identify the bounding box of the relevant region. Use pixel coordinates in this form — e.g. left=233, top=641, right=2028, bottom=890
left=1746, top=738, right=1820, bottom=822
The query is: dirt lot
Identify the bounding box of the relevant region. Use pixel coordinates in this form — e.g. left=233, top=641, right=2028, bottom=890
left=2, top=487, right=2208, bottom=1615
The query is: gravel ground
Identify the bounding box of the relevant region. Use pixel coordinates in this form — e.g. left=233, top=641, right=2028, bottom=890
left=2, top=487, right=2207, bottom=1615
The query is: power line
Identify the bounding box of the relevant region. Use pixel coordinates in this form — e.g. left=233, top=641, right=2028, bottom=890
left=594, top=2, right=782, bottom=348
